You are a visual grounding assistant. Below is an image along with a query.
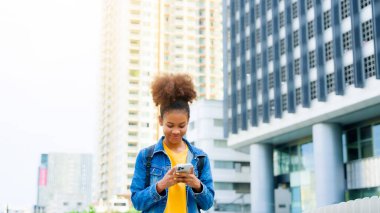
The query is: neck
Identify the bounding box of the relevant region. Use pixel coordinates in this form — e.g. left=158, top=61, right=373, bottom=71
left=163, top=138, right=186, bottom=152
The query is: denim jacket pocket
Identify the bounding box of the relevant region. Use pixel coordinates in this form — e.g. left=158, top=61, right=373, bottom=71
left=150, top=167, right=163, bottom=185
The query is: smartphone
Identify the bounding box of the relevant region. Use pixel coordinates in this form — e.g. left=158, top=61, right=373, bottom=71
left=175, top=163, right=193, bottom=173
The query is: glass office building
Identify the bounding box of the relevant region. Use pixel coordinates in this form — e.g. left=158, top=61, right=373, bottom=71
left=223, top=0, right=380, bottom=212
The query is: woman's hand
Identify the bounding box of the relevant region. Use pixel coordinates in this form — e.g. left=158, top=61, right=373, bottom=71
left=156, top=167, right=178, bottom=193
left=175, top=167, right=202, bottom=193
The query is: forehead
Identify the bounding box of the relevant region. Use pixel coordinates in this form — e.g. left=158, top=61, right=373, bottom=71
left=162, top=110, right=189, bottom=123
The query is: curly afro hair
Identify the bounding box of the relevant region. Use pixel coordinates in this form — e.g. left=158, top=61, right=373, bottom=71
left=151, top=73, right=197, bottom=117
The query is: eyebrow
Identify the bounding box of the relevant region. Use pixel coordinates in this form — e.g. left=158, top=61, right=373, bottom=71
left=167, top=122, right=187, bottom=125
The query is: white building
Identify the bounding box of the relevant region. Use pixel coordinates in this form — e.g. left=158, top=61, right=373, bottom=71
left=35, top=153, right=93, bottom=213
left=98, top=0, right=224, bottom=204
left=187, top=100, right=251, bottom=212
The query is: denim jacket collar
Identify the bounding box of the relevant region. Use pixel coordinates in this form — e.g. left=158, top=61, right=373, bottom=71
left=153, top=136, right=206, bottom=158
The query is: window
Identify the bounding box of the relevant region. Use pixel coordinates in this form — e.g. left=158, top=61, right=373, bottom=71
left=327, top=73, right=335, bottom=93
left=258, top=104, right=263, bottom=117
left=323, top=10, right=331, bottom=30
left=257, top=79, right=262, bottom=91
left=360, top=0, right=371, bottom=9
left=309, top=50, right=316, bottom=69
left=294, top=58, right=300, bottom=75
left=270, top=99, right=275, bottom=116
left=255, top=4, right=260, bottom=19
left=282, top=94, right=287, bottom=111
left=214, top=139, right=227, bottom=147
left=269, top=72, right=274, bottom=88
left=280, top=38, right=285, bottom=55
left=280, top=11, right=285, bottom=28
left=268, top=46, right=273, bottom=61
left=343, top=31, right=352, bottom=51
left=364, top=55, right=376, bottom=78
left=341, top=0, right=350, bottom=20
left=296, top=88, right=301, bottom=105
left=267, top=20, right=273, bottom=36
left=256, top=28, right=261, bottom=43
left=293, top=30, right=299, bottom=48
left=292, top=2, right=298, bottom=19
left=214, top=119, right=223, bottom=127
left=325, top=41, right=333, bottom=61
left=256, top=53, right=261, bottom=69
left=267, top=0, right=272, bottom=11
left=310, top=81, right=317, bottom=100
left=362, top=19, right=373, bottom=42
left=308, top=21, right=314, bottom=40
left=346, top=125, right=374, bottom=161
left=281, top=66, right=286, bottom=82
left=344, top=64, right=354, bottom=86
left=307, top=0, right=313, bottom=10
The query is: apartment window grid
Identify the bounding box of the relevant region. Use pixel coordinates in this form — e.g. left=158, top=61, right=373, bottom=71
left=362, top=19, right=373, bottom=42
left=292, top=2, right=298, bottom=19
left=293, top=29, right=299, bottom=48
left=360, top=0, right=371, bottom=9
left=255, top=4, right=260, bottom=19
left=307, top=0, right=313, bottom=10
left=343, top=31, right=353, bottom=51
left=236, top=66, right=241, bottom=82
left=267, top=0, right=272, bottom=11
left=281, top=66, right=286, bottom=82
left=327, top=73, right=335, bottom=93
left=245, top=12, right=250, bottom=27
left=256, top=53, right=262, bottom=69
left=309, top=50, right=316, bottom=68
left=270, top=99, right=275, bottom=116
left=308, top=21, right=314, bottom=39
left=344, top=64, right=354, bottom=86
left=282, top=94, right=287, bottom=111
left=310, top=81, right=317, bottom=100
left=280, top=11, right=285, bottom=28
left=296, top=88, right=301, bottom=105
left=280, top=38, right=285, bottom=55
left=267, top=20, right=273, bottom=36
left=269, top=46, right=273, bottom=61
left=324, top=10, right=331, bottom=30
left=256, top=28, right=261, bottom=43
left=341, top=0, right=350, bottom=20
left=269, top=72, right=274, bottom=89
left=237, top=90, right=241, bottom=104
left=325, top=41, right=333, bottom=61
left=236, top=43, right=240, bottom=58
left=247, top=84, right=251, bottom=100
left=237, top=114, right=242, bottom=129
left=294, top=58, right=300, bottom=75
left=245, top=36, right=250, bottom=50
left=345, top=125, right=374, bottom=161
left=258, top=104, right=263, bottom=118
left=364, top=54, right=376, bottom=78
left=257, top=79, right=262, bottom=91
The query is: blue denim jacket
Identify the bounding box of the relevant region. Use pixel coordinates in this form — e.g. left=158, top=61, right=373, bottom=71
left=130, top=136, right=215, bottom=213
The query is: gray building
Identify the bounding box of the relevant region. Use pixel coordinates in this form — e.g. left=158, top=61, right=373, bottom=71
left=223, top=0, right=380, bottom=212
left=35, top=153, right=93, bottom=213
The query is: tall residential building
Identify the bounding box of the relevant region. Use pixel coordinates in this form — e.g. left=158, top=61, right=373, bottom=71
left=223, top=0, right=380, bottom=212
left=187, top=100, right=251, bottom=212
left=98, top=0, right=224, bottom=203
left=35, top=153, right=93, bottom=213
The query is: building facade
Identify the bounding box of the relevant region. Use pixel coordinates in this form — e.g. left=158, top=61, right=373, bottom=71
left=223, top=0, right=380, bottom=212
left=98, top=0, right=224, bottom=204
left=35, top=153, right=93, bottom=213
left=187, top=100, right=251, bottom=212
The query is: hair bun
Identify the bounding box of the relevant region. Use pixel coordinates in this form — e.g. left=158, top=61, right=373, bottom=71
left=151, top=73, right=197, bottom=107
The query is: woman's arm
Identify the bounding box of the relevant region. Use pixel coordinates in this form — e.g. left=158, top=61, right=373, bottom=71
left=130, top=150, right=167, bottom=211
left=191, top=156, right=215, bottom=210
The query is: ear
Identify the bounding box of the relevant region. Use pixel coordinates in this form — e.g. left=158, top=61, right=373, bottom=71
left=158, top=116, right=163, bottom=126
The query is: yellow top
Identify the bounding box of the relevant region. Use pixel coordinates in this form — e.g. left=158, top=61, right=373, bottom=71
left=163, top=142, right=188, bottom=213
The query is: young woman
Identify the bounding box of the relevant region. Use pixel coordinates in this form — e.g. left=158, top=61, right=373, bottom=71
left=130, top=73, right=214, bottom=212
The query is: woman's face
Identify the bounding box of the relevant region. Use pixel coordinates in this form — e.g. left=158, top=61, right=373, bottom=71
left=159, top=110, right=189, bottom=145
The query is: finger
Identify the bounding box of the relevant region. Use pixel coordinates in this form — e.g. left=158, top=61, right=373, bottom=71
left=189, top=167, right=194, bottom=174
left=169, top=167, right=177, bottom=174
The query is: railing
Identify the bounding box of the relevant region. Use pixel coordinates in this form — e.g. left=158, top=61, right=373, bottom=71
left=307, top=196, right=380, bottom=213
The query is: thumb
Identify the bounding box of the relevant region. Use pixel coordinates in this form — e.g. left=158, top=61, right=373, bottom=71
left=169, top=166, right=177, bottom=174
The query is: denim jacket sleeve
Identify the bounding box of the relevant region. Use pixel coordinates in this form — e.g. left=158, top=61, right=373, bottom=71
left=130, top=149, right=167, bottom=211
left=191, top=155, right=215, bottom=210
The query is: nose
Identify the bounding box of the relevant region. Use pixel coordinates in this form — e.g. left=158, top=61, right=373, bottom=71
left=172, top=128, right=180, bottom=135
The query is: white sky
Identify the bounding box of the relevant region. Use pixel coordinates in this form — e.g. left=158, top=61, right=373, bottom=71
left=0, top=0, right=101, bottom=208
